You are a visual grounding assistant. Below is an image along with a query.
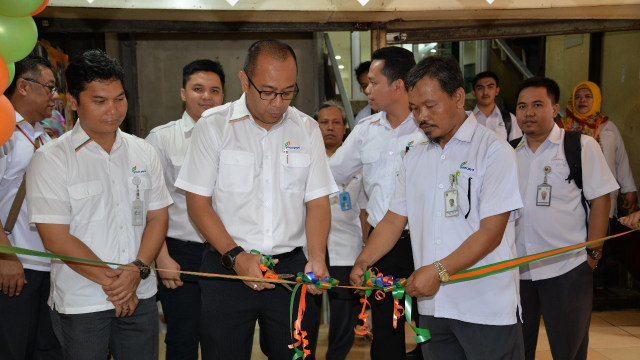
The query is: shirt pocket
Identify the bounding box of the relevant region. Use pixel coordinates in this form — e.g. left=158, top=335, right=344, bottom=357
left=218, top=150, right=255, bottom=192
left=68, top=180, right=106, bottom=223
left=279, top=152, right=310, bottom=192
left=169, top=155, right=183, bottom=180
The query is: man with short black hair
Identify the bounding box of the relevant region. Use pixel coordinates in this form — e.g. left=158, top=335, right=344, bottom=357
left=146, top=59, right=225, bottom=359
left=513, top=76, right=617, bottom=360
left=176, top=40, right=337, bottom=360
left=27, top=49, right=172, bottom=360
left=352, top=55, right=525, bottom=359
left=470, top=71, right=522, bottom=140
left=354, top=61, right=374, bottom=124
left=1, top=54, right=62, bottom=360
left=330, top=46, right=426, bottom=360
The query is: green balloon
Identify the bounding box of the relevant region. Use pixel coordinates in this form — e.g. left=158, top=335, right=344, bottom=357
left=0, top=15, right=38, bottom=63
left=7, top=61, right=14, bottom=85
left=0, top=0, right=42, bottom=17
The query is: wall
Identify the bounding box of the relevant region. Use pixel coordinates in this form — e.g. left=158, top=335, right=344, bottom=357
left=602, top=30, right=640, bottom=187
left=134, top=34, right=315, bottom=137
left=545, top=34, right=590, bottom=109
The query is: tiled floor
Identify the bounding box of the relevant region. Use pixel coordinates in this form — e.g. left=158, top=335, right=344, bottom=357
left=160, top=310, right=640, bottom=359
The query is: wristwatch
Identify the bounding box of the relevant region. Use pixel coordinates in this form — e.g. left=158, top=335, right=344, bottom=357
left=133, top=259, right=150, bottom=280
left=433, top=260, right=450, bottom=283
left=586, top=248, right=602, bottom=261
left=222, top=246, right=244, bottom=270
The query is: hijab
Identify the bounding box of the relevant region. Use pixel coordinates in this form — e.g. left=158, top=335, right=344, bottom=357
left=560, top=81, right=608, bottom=140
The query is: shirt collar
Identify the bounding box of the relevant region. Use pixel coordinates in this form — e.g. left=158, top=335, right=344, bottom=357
left=378, top=111, right=415, bottom=129
left=232, top=93, right=292, bottom=130
left=473, top=104, right=500, bottom=119
left=179, top=111, right=196, bottom=134
left=71, top=120, right=123, bottom=153
left=451, top=112, right=478, bottom=143
left=15, top=111, right=46, bottom=139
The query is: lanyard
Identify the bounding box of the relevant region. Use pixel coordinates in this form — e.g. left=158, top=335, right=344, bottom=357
left=16, top=124, right=42, bottom=149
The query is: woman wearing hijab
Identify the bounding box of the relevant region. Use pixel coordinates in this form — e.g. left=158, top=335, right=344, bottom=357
left=560, top=81, right=637, bottom=218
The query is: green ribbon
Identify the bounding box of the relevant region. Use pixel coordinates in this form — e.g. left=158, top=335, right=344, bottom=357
left=405, top=294, right=431, bottom=343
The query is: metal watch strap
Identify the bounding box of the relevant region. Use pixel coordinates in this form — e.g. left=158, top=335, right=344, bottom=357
left=433, top=260, right=450, bottom=283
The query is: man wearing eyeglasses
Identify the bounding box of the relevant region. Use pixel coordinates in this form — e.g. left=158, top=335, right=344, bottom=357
left=0, top=55, right=62, bottom=360
left=176, top=40, right=337, bottom=360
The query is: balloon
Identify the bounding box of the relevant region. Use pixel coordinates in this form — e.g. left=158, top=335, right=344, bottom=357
left=0, top=56, right=8, bottom=92
left=0, top=94, right=15, bottom=147
left=31, top=0, right=49, bottom=17
left=0, top=0, right=42, bottom=17
left=0, top=15, right=38, bottom=63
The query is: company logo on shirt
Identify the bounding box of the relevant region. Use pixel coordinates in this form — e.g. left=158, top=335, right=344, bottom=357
left=131, top=166, right=147, bottom=174
left=406, top=140, right=415, bottom=148
left=459, top=161, right=475, bottom=172
left=284, top=141, right=300, bottom=150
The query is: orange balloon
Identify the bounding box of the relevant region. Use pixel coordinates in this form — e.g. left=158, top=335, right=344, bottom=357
left=0, top=56, right=8, bottom=93
left=30, top=0, right=49, bottom=16
left=0, top=94, right=16, bottom=147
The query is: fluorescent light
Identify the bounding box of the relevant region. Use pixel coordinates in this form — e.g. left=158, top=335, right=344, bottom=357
left=338, top=65, right=345, bottom=69
left=335, top=55, right=342, bottom=60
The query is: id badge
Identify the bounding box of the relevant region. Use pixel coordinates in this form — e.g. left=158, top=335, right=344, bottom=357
left=132, top=198, right=144, bottom=225
left=536, top=184, right=552, bottom=206
left=339, top=191, right=352, bottom=211
left=444, top=189, right=459, bottom=217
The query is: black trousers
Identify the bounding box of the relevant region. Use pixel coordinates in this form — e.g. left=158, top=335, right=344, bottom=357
left=520, top=262, right=592, bottom=360
left=369, top=228, right=415, bottom=360
left=199, top=246, right=321, bottom=360
left=326, top=265, right=360, bottom=360
left=0, top=269, right=61, bottom=360
left=157, top=237, right=206, bottom=360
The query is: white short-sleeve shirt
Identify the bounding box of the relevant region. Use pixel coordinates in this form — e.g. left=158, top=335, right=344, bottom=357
left=469, top=105, right=523, bottom=141
left=329, top=112, right=426, bottom=227
left=0, top=113, right=52, bottom=271
left=327, top=165, right=365, bottom=267
left=389, top=114, right=523, bottom=325
left=146, top=112, right=204, bottom=243
left=26, top=122, right=173, bottom=314
left=175, top=94, right=338, bottom=255
left=515, top=126, right=619, bottom=280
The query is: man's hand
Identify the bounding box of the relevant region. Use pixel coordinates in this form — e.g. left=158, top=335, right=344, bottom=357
left=349, top=260, right=368, bottom=288
left=114, top=293, right=139, bottom=318
left=234, top=252, right=275, bottom=291
left=0, top=254, right=26, bottom=296
left=587, top=257, right=599, bottom=270
left=619, top=210, right=640, bottom=231
left=304, top=258, right=329, bottom=295
left=622, top=192, right=639, bottom=215
left=405, top=265, right=441, bottom=298
left=103, top=264, right=142, bottom=304
left=156, top=255, right=183, bottom=290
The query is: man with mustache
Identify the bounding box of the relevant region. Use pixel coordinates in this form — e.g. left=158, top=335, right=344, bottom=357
left=351, top=56, right=525, bottom=359
left=1, top=55, right=62, bottom=360
left=470, top=71, right=522, bottom=141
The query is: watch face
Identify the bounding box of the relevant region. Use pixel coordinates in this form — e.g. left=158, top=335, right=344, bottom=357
left=222, top=254, right=234, bottom=270
left=441, top=273, right=450, bottom=283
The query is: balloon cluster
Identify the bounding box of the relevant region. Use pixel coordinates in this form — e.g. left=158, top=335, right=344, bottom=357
left=0, top=0, right=48, bottom=146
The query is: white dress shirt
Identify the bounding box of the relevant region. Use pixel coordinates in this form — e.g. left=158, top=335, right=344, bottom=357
left=146, top=112, right=204, bottom=243
left=327, top=166, right=365, bottom=266
left=389, top=113, right=523, bottom=325
left=597, top=120, right=637, bottom=217
left=514, top=126, right=619, bottom=281
left=329, top=112, right=426, bottom=227
left=355, top=104, right=373, bottom=125
left=0, top=112, right=52, bottom=271
left=175, top=94, right=337, bottom=255
left=469, top=105, right=523, bottom=141
left=26, top=122, right=173, bottom=314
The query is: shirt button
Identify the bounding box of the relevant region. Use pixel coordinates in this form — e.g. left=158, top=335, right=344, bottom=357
left=437, top=212, right=442, bottom=217
left=389, top=151, right=393, bottom=156
left=436, top=240, right=441, bottom=245
left=438, top=184, right=444, bottom=189
left=441, top=155, right=445, bottom=160
left=266, top=202, right=270, bottom=207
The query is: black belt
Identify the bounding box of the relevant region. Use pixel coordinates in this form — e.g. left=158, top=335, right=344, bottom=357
left=166, top=237, right=206, bottom=246
left=368, top=226, right=410, bottom=240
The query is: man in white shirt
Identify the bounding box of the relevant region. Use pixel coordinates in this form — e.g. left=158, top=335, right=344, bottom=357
left=469, top=71, right=522, bottom=141
left=26, top=50, right=172, bottom=360
left=351, top=55, right=525, bottom=359
left=175, top=40, right=337, bottom=360
left=513, top=77, right=618, bottom=360
left=330, top=46, right=426, bottom=360
left=146, top=59, right=225, bottom=360
left=315, top=100, right=367, bottom=360
left=0, top=55, right=61, bottom=360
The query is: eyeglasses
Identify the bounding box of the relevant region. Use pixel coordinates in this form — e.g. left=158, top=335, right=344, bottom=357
left=23, top=78, right=58, bottom=95
left=247, top=77, right=298, bottom=101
